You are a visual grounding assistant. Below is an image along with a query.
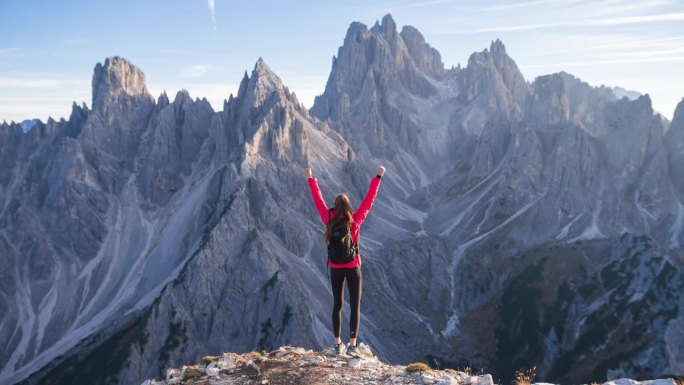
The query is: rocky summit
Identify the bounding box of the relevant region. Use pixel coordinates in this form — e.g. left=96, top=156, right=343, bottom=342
left=142, top=345, right=679, bottom=385
left=1, top=13, right=684, bottom=385
left=142, top=344, right=495, bottom=385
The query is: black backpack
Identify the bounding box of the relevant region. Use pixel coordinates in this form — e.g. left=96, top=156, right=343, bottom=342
left=327, top=211, right=359, bottom=264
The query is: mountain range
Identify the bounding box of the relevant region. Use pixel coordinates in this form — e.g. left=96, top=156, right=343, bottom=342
left=1, top=14, right=683, bottom=385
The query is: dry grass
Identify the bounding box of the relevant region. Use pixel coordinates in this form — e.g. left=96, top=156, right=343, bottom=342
left=513, top=366, right=536, bottom=385
left=673, top=377, right=684, bottom=385
left=405, top=362, right=431, bottom=372
left=202, top=355, right=220, bottom=364
left=182, top=366, right=202, bottom=380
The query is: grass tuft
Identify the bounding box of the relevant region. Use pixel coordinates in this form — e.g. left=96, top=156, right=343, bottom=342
left=513, top=366, right=536, bottom=385
left=182, top=366, right=201, bottom=379
left=405, top=362, right=431, bottom=372
left=202, top=356, right=220, bottom=364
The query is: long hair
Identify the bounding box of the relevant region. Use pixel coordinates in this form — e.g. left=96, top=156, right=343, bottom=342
left=324, top=194, right=354, bottom=244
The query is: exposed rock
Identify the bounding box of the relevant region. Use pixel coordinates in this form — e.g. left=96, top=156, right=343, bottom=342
left=142, top=346, right=680, bottom=385
left=92, top=56, right=150, bottom=111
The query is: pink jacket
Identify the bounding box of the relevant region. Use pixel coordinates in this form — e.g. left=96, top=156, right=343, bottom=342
left=308, top=177, right=382, bottom=268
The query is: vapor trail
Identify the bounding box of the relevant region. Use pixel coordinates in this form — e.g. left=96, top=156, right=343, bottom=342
left=208, top=0, right=216, bottom=30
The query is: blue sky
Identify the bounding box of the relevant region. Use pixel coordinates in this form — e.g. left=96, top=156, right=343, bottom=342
left=1, top=0, right=683, bottom=123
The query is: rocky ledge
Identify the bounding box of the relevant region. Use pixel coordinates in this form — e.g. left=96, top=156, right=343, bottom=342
left=140, top=345, right=681, bottom=385
left=141, top=344, right=493, bottom=385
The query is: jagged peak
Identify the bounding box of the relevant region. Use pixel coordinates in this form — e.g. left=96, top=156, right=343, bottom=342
left=254, top=57, right=269, bottom=74
left=157, top=91, right=170, bottom=108
left=369, top=14, right=398, bottom=41
left=468, top=39, right=509, bottom=64
left=343, top=21, right=371, bottom=46
left=236, top=58, right=286, bottom=102
left=490, top=39, right=506, bottom=56
left=380, top=14, right=397, bottom=38
left=673, top=97, right=684, bottom=122
left=635, top=93, right=653, bottom=109
left=91, top=56, right=150, bottom=110
left=228, top=57, right=303, bottom=116
left=400, top=25, right=444, bottom=74
left=466, top=38, right=525, bottom=81
left=70, top=101, right=89, bottom=113
left=237, top=71, right=250, bottom=99
left=173, top=89, right=192, bottom=104
left=400, top=25, right=424, bottom=41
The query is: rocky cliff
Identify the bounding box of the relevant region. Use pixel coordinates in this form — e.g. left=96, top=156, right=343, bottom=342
left=1, top=14, right=683, bottom=385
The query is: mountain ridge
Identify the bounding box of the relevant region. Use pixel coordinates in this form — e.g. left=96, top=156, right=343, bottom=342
left=1, top=13, right=683, bottom=385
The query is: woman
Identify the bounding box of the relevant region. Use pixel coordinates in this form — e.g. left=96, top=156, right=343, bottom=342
left=305, top=165, right=385, bottom=357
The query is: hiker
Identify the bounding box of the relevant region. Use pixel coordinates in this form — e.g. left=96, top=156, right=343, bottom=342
left=305, top=165, right=385, bottom=357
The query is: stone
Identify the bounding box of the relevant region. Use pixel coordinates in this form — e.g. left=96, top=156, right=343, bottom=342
left=165, top=369, right=181, bottom=381
left=247, top=360, right=260, bottom=374
left=205, top=367, right=219, bottom=377
left=477, top=374, right=495, bottom=385
left=348, top=358, right=363, bottom=368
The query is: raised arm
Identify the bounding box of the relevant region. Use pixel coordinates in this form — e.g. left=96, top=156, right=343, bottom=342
left=305, top=168, right=330, bottom=224
left=353, top=166, right=385, bottom=225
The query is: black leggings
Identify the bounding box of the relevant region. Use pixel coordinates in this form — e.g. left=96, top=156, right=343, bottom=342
left=329, top=266, right=363, bottom=339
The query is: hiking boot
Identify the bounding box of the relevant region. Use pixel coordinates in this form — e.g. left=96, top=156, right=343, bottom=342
left=334, top=343, right=347, bottom=355
left=347, top=344, right=362, bottom=358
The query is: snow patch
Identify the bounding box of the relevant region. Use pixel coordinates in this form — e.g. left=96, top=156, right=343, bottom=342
left=568, top=202, right=606, bottom=242
left=442, top=312, right=460, bottom=337
left=556, top=213, right=584, bottom=240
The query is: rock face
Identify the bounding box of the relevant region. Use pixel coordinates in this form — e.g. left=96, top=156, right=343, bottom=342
left=1, top=14, right=684, bottom=385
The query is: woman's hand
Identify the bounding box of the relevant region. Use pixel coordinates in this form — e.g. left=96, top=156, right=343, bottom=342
left=304, top=167, right=313, bottom=178
left=377, top=165, right=386, bottom=176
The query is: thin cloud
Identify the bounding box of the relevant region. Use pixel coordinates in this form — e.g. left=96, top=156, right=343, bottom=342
left=520, top=55, right=684, bottom=68
left=574, top=35, right=684, bottom=51
left=516, top=37, right=684, bottom=60
left=390, top=0, right=468, bottom=11
left=595, top=12, right=684, bottom=25
left=439, top=12, right=684, bottom=34
left=182, top=65, right=212, bottom=78
left=476, top=0, right=570, bottom=12
left=62, top=37, right=93, bottom=46
left=0, top=76, right=86, bottom=89
left=208, top=0, right=216, bottom=30
left=587, top=46, right=684, bottom=59
left=0, top=47, right=26, bottom=59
